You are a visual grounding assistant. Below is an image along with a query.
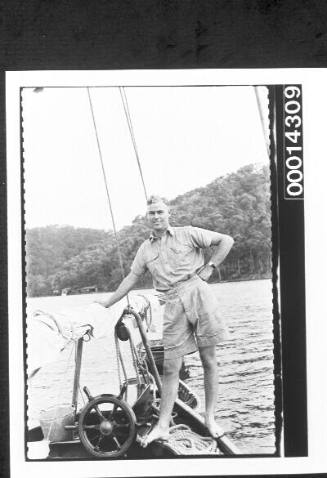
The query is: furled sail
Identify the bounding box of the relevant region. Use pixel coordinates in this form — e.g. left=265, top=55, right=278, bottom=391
left=27, top=294, right=163, bottom=378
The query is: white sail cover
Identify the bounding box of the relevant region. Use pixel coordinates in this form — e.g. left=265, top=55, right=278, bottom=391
left=27, top=294, right=163, bottom=378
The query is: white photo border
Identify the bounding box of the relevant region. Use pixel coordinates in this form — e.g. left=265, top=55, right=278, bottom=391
left=7, top=69, right=327, bottom=477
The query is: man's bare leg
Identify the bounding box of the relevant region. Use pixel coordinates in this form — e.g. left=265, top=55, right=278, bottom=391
left=140, top=356, right=183, bottom=447
left=199, top=344, right=220, bottom=438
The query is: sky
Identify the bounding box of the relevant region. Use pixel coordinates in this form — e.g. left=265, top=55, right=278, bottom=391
left=22, top=85, right=269, bottom=231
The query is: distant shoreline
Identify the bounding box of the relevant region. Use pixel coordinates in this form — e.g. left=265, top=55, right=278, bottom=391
left=214, top=274, right=272, bottom=284
left=27, top=276, right=272, bottom=300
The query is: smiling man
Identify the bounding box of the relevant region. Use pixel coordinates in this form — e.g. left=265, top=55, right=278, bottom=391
left=98, top=195, right=234, bottom=446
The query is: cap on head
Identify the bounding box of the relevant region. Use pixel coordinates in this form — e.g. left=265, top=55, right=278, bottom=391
left=146, top=195, right=169, bottom=208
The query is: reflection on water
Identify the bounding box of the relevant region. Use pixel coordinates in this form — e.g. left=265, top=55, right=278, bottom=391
left=27, top=279, right=275, bottom=454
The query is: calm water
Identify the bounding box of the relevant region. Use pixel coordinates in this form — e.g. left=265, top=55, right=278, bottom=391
left=27, top=279, right=275, bottom=455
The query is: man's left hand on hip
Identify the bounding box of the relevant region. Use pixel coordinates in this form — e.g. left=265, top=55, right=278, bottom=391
left=197, top=264, right=214, bottom=282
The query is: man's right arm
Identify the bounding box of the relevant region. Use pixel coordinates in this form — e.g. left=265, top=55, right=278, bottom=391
left=96, top=271, right=140, bottom=308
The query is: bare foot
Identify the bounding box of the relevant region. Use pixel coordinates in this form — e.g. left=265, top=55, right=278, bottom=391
left=139, top=424, right=169, bottom=448
left=205, top=419, right=222, bottom=439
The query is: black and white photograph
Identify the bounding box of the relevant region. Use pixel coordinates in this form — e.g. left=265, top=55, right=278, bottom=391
left=5, top=68, right=326, bottom=477
left=23, top=82, right=275, bottom=460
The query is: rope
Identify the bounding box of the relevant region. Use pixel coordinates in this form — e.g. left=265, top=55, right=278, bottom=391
left=136, top=294, right=152, bottom=332
left=136, top=346, right=152, bottom=385
left=164, top=424, right=220, bottom=455
left=129, top=338, right=141, bottom=388
left=87, top=86, right=150, bottom=304
left=119, top=87, right=148, bottom=202
left=114, top=334, right=122, bottom=390
left=114, top=333, right=129, bottom=399
left=86, top=88, right=129, bottom=305
left=78, top=384, right=86, bottom=406
left=87, top=86, right=153, bottom=401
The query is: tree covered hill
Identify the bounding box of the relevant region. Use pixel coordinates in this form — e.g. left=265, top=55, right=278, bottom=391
left=26, top=164, right=272, bottom=297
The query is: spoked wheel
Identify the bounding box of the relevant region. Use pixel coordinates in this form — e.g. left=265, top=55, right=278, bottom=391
left=78, top=395, right=136, bottom=458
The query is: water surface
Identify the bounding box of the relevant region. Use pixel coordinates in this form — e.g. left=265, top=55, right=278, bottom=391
left=27, top=279, right=275, bottom=454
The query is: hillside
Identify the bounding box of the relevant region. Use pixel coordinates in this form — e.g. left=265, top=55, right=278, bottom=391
left=26, top=164, right=272, bottom=297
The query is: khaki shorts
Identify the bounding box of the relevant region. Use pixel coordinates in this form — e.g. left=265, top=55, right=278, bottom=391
left=162, top=275, right=229, bottom=360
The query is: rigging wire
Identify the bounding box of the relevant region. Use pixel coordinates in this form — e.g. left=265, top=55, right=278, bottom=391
left=45, top=343, right=75, bottom=441
left=86, top=87, right=128, bottom=296
left=119, top=87, right=149, bottom=202
left=254, top=86, right=270, bottom=160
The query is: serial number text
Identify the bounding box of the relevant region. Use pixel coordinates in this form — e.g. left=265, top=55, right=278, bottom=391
left=284, top=85, right=304, bottom=199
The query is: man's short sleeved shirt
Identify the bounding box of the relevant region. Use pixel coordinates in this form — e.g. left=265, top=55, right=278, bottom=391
left=131, top=226, right=221, bottom=291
